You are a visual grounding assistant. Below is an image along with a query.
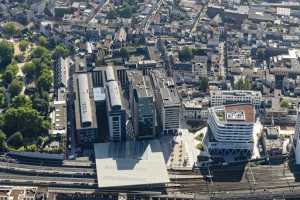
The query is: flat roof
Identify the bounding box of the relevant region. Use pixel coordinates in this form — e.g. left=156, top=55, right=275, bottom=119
left=93, top=87, right=106, bottom=102
left=106, top=81, right=123, bottom=110
left=150, top=70, right=180, bottom=107
left=225, top=104, right=255, bottom=123
left=94, top=140, right=169, bottom=188
left=74, top=73, right=97, bottom=130
left=127, top=70, right=154, bottom=98
left=226, top=111, right=245, bottom=121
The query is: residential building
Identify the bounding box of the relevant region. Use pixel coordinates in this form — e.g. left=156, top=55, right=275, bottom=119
left=210, top=90, right=262, bottom=108
left=54, top=57, right=70, bottom=89
left=182, top=100, right=207, bottom=121
left=50, top=101, right=67, bottom=135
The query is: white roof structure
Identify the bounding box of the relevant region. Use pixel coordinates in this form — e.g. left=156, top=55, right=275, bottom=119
left=77, top=73, right=92, bottom=125
left=106, top=81, right=122, bottom=109
left=94, top=140, right=169, bottom=188
left=106, top=66, right=116, bottom=82
left=93, top=87, right=106, bottom=102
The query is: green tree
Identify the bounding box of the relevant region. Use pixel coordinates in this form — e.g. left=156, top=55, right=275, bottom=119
left=0, top=130, right=7, bottom=150
left=280, top=99, right=290, bottom=109
left=9, top=79, right=24, bottom=97
left=12, top=95, right=32, bottom=108
left=107, top=9, right=117, bottom=19
left=3, top=22, right=17, bottom=37
left=2, top=107, right=47, bottom=136
left=234, top=78, right=252, bottom=90
left=179, top=47, right=193, bottom=62
left=37, top=136, right=44, bottom=147
left=32, top=97, right=49, bottom=115
left=0, top=88, right=6, bottom=108
left=53, top=44, right=69, bottom=59
left=256, top=48, right=265, bottom=60
left=6, top=64, right=18, bottom=75
left=244, top=79, right=252, bottom=90
left=0, top=40, right=14, bottom=69
left=31, top=46, right=49, bottom=59
left=198, top=77, right=209, bottom=92
left=119, top=4, right=133, bottom=18
left=19, top=39, right=29, bottom=52
left=9, top=132, right=23, bottom=147
left=120, top=47, right=129, bottom=59
left=22, top=62, right=36, bottom=80
left=37, top=68, right=52, bottom=92
left=2, top=69, right=15, bottom=85
left=25, top=144, right=37, bottom=152
left=32, top=58, right=51, bottom=77
left=38, top=35, right=47, bottom=47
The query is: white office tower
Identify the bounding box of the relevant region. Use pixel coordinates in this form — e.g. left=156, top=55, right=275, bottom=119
left=205, top=104, right=255, bottom=162
left=294, top=108, right=300, bottom=165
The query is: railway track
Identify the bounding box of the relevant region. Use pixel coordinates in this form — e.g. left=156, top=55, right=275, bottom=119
left=167, top=163, right=300, bottom=195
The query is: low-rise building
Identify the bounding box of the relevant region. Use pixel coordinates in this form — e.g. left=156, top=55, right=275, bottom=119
left=262, top=127, right=284, bottom=161
left=210, top=90, right=262, bottom=108
left=182, top=99, right=205, bottom=121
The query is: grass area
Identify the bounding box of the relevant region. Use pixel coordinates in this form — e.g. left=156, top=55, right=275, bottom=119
left=196, top=143, right=204, bottom=151
left=195, top=133, right=203, bottom=141
left=7, top=145, right=25, bottom=152
left=189, top=127, right=201, bottom=133
left=216, top=111, right=225, bottom=121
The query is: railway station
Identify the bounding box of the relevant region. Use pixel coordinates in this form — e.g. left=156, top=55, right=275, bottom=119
left=94, top=139, right=169, bottom=188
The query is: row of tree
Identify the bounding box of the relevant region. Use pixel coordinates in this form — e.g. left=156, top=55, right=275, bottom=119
left=178, top=47, right=207, bottom=62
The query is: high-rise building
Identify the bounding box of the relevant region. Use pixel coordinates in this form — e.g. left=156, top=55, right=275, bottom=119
left=150, top=69, right=181, bottom=135
left=205, top=104, right=255, bottom=161
left=127, top=70, right=156, bottom=139
left=105, top=79, right=126, bottom=142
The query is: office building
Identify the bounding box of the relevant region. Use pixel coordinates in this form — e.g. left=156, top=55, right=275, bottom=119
left=150, top=69, right=181, bottom=135
left=93, top=87, right=108, bottom=142
left=92, top=66, right=128, bottom=88
left=128, top=70, right=156, bottom=139
left=205, top=104, right=255, bottom=161
left=210, top=90, right=262, bottom=108
left=105, top=79, right=126, bottom=142
left=74, top=73, right=98, bottom=145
